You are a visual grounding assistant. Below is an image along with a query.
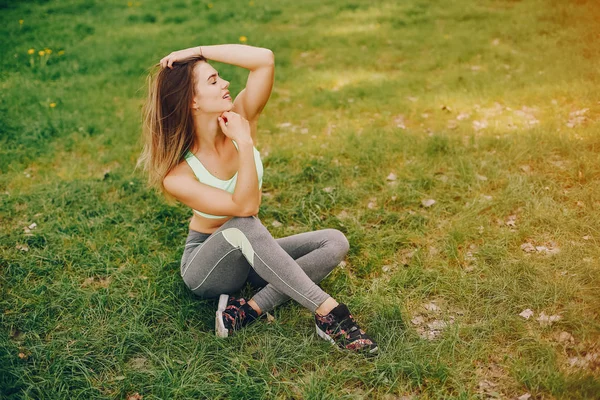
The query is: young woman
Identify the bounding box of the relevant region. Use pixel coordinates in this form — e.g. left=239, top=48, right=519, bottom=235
left=138, top=44, right=378, bottom=356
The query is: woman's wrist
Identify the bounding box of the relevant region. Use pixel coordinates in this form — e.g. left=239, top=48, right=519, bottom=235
left=196, top=46, right=203, bottom=58
left=234, top=138, right=254, bottom=148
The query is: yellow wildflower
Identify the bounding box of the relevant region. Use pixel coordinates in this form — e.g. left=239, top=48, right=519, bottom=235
left=28, top=48, right=34, bottom=55
left=50, top=103, right=56, bottom=108
left=239, top=36, right=247, bottom=43
left=58, top=50, right=65, bottom=55
left=207, top=3, right=213, bottom=8
left=19, top=19, right=24, bottom=25
left=45, top=48, right=52, bottom=54
left=127, top=1, right=132, bottom=6
left=249, top=1, right=254, bottom=5
left=38, top=50, right=45, bottom=56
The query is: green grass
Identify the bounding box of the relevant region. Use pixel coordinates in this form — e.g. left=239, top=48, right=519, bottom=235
left=1, top=0, right=600, bottom=398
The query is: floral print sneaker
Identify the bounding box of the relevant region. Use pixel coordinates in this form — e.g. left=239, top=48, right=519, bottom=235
left=314, top=303, right=379, bottom=356
left=215, top=294, right=260, bottom=338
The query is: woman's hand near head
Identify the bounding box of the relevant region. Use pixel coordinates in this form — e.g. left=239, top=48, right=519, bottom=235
left=160, top=46, right=202, bottom=69
left=218, top=111, right=252, bottom=145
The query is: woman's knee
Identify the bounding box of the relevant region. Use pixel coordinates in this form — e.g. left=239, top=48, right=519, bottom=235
left=227, top=216, right=270, bottom=238
left=324, top=229, right=350, bottom=262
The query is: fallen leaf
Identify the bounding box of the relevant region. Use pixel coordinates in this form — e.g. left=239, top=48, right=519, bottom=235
left=127, top=393, right=143, bottom=400
left=336, top=210, right=349, bottom=220
left=128, top=357, right=148, bottom=371
left=400, top=249, right=416, bottom=265
left=394, top=115, right=406, bottom=129
left=568, top=353, right=599, bottom=370
left=322, top=187, right=334, bottom=193
left=421, top=199, right=436, bottom=208
left=558, top=331, right=574, bottom=344
left=521, top=243, right=536, bottom=253
left=537, top=312, right=561, bottom=327
left=427, top=320, right=447, bottom=330
left=519, top=309, right=534, bottom=319
left=520, top=165, right=531, bottom=173
left=382, top=264, right=397, bottom=273
left=411, top=315, right=425, bottom=325
left=386, top=172, right=397, bottom=181
left=506, top=215, right=517, bottom=227
left=271, top=220, right=283, bottom=228
left=517, top=394, right=531, bottom=400
left=424, top=302, right=440, bottom=312
left=566, top=108, right=588, bottom=128
left=367, top=198, right=377, bottom=209
left=16, top=244, right=29, bottom=252
left=473, top=120, right=488, bottom=131
left=265, top=312, right=275, bottom=323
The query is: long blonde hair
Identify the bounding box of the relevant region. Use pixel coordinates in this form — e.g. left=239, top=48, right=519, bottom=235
left=137, top=55, right=207, bottom=199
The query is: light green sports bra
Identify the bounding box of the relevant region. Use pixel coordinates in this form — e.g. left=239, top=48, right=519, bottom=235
left=184, top=140, right=263, bottom=219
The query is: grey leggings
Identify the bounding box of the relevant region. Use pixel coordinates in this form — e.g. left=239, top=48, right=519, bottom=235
left=180, top=216, right=349, bottom=314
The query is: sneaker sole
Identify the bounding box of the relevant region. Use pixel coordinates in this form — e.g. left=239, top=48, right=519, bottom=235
left=315, top=325, right=379, bottom=356
left=215, top=294, right=229, bottom=338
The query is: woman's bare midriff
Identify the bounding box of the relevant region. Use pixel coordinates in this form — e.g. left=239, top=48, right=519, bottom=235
left=189, top=213, right=233, bottom=234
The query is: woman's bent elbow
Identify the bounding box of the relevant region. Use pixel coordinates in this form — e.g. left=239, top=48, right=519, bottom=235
left=237, top=205, right=259, bottom=217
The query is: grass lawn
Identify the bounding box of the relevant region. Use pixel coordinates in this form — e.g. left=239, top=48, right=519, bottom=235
left=1, top=0, right=599, bottom=398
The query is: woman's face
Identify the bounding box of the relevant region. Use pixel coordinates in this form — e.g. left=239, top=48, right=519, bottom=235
left=191, top=61, right=232, bottom=114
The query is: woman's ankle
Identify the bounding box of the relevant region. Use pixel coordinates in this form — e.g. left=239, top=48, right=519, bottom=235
left=247, top=299, right=262, bottom=316
left=315, top=297, right=339, bottom=316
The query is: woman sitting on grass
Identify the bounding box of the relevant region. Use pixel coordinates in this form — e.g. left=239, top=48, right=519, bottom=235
left=138, top=44, right=378, bottom=356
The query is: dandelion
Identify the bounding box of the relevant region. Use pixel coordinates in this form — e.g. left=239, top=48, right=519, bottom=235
left=127, top=1, right=132, bottom=6
left=19, top=19, right=24, bottom=25
left=58, top=50, right=65, bottom=55
left=50, top=103, right=56, bottom=108
left=45, top=48, right=52, bottom=54
left=28, top=48, right=34, bottom=55
left=38, top=50, right=45, bottom=56
left=207, top=3, right=213, bottom=8
left=239, top=36, right=248, bottom=43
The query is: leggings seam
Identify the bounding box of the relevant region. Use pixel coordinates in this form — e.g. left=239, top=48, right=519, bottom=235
left=185, top=242, right=205, bottom=247
left=253, top=249, right=320, bottom=309
left=190, top=247, right=240, bottom=292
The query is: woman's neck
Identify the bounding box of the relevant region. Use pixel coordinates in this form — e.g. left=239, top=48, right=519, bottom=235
left=193, top=113, right=227, bottom=153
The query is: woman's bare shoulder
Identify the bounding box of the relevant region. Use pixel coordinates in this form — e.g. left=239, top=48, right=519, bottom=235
left=165, top=158, right=194, bottom=180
